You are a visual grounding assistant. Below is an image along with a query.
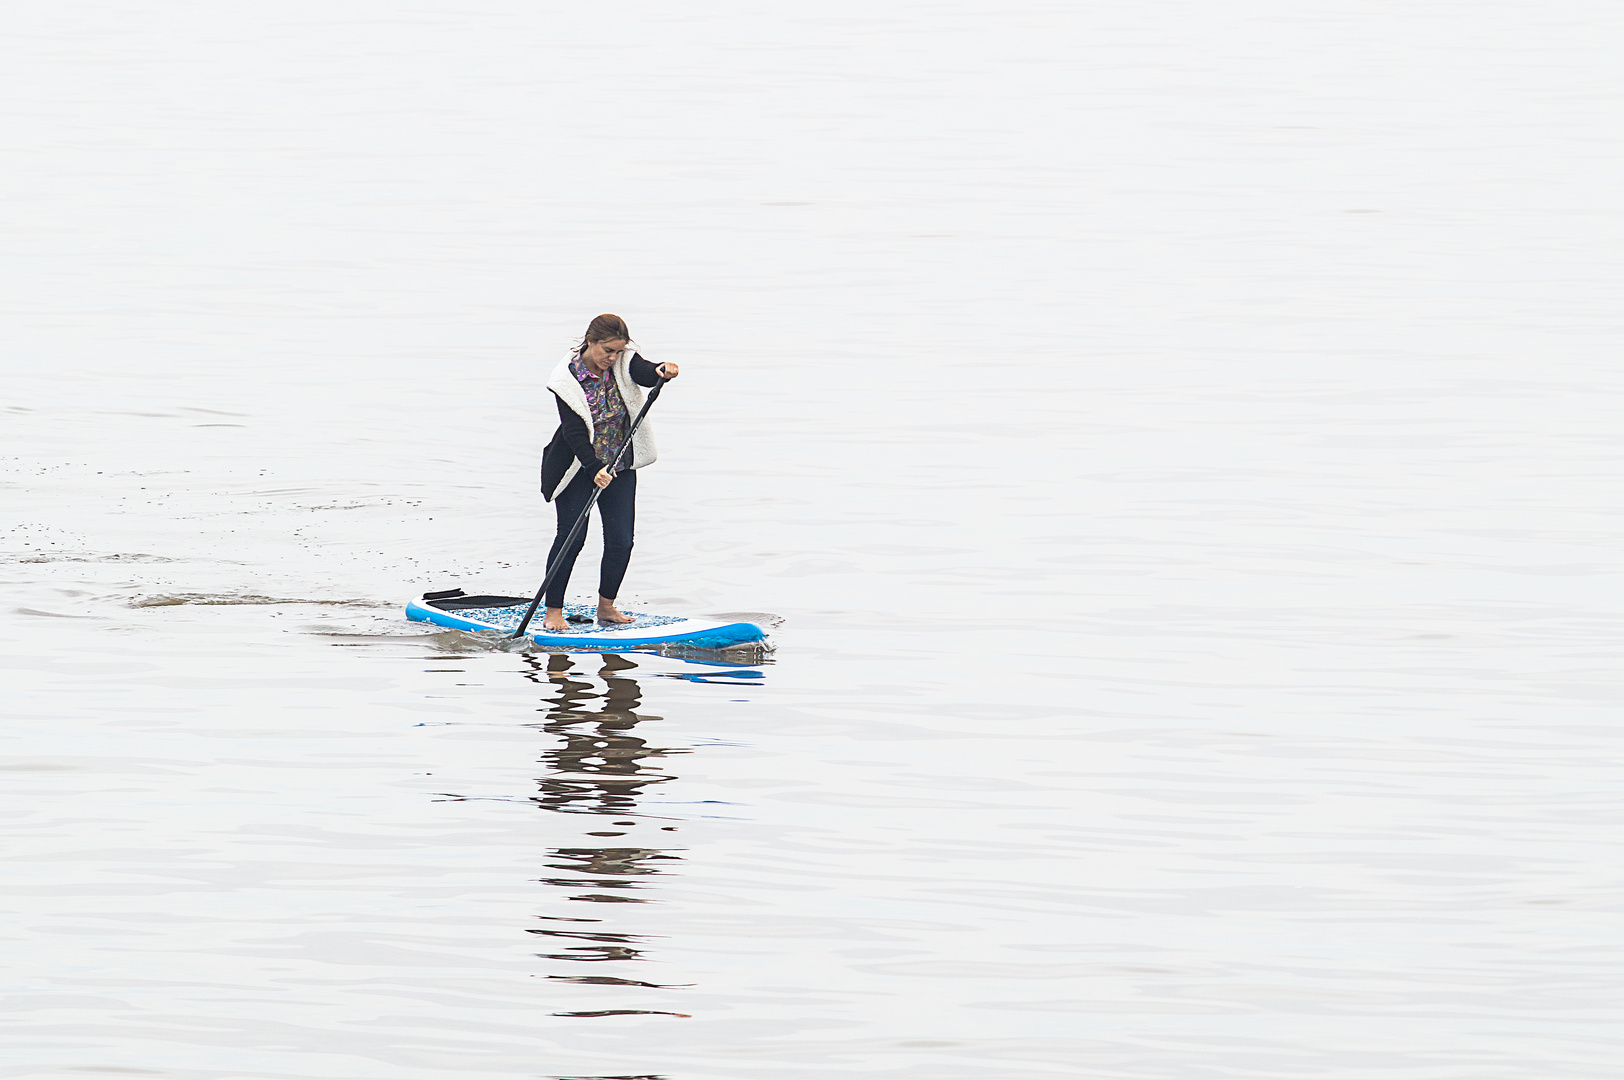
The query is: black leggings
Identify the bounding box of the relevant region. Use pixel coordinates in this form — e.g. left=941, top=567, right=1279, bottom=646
left=545, top=468, right=636, bottom=608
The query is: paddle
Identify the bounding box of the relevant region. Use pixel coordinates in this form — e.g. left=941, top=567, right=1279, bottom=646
left=512, top=376, right=669, bottom=639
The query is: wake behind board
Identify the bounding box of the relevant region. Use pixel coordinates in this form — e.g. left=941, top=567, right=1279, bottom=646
left=406, top=589, right=767, bottom=650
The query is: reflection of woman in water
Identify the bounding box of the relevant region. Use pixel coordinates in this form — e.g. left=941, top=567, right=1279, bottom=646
left=523, top=654, right=683, bottom=998
left=530, top=654, right=671, bottom=817
left=538, top=314, right=679, bottom=632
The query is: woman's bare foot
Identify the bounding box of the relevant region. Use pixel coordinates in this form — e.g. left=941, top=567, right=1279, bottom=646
left=542, top=607, right=569, bottom=631
left=597, top=598, right=636, bottom=624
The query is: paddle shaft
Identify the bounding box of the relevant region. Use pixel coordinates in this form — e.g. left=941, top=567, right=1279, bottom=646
left=512, top=378, right=668, bottom=639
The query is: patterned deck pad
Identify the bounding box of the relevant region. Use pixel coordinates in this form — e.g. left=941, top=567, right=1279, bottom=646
left=449, top=602, right=689, bottom=635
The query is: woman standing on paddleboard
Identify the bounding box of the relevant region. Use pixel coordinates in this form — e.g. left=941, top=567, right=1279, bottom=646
left=538, top=313, right=678, bottom=632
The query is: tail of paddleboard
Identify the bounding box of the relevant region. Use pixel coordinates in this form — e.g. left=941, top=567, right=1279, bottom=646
left=405, top=589, right=768, bottom=650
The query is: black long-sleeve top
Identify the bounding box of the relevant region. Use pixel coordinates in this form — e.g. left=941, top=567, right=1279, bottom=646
left=540, top=353, right=662, bottom=500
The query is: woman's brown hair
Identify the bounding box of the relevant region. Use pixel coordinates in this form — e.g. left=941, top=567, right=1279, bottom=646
left=583, top=313, right=630, bottom=346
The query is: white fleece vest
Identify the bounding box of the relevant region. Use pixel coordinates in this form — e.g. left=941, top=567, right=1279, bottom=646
left=545, top=351, right=658, bottom=500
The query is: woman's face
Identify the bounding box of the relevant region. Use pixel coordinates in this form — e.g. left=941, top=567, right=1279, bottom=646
left=583, top=338, right=628, bottom=374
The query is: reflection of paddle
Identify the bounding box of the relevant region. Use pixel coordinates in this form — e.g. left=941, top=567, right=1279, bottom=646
left=513, top=378, right=669, bottom=639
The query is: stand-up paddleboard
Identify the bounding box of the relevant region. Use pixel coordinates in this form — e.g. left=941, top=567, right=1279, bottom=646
left=406, top=589, right=767, bottom=650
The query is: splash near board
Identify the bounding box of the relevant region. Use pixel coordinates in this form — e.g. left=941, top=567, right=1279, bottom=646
left=406, top=589, right=767, bottom=650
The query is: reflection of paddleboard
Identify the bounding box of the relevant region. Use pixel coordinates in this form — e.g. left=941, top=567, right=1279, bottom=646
left=406, top=589, right=767, bottom=650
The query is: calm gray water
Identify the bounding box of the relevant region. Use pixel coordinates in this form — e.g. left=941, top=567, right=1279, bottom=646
left=4, top=3, right=1622, bottom=1078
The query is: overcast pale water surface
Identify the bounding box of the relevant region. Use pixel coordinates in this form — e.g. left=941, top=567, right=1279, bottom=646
left=4, top=3, right=1623, bottom=1078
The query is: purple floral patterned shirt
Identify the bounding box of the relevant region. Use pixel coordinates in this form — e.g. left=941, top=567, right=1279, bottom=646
left=571, top=352, right=630, bottom=471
